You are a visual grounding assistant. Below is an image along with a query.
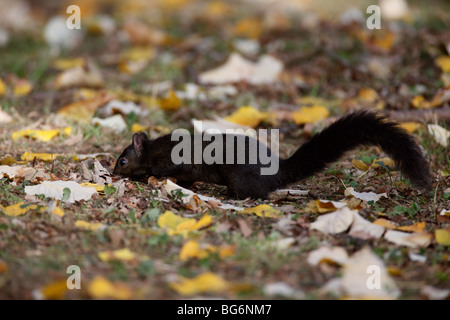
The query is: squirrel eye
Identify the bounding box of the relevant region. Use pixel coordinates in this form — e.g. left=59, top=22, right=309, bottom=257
left=119, top=158, right=127, bottom=166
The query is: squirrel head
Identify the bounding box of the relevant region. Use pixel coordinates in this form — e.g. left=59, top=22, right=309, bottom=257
left=113, top=132, right=152, bottom=177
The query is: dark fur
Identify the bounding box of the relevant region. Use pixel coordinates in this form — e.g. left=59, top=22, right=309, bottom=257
left=114, top=111, right=432, bottom=199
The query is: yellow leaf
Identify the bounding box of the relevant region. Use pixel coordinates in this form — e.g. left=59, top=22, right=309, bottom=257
left=0, top=155, right=17, bottom=165
left=98, top=248, right=137, bottom=262
left=80, top=182, right=105, bottom=192
left=411, top=95, right=431, bottom=109
left=371, top=157, right=395, bottom=169
left=352, top=159, right=370, bottom=171
left=21, top=152, right=59, bottom=162
left=75, top=220, right=106, bottom=231
left=41, top=280, right=68, bottom=300
left=396, top=221, right=426, bottom=233
left=435, top=56, right=450, bottom=73
left=12, top=127, right=72, bottom=142
left=399, top=122, right=421, bottom=133
left=158, top=211, right=212, bottom=237
left=57, top=92, right=113, bottom=122
left=205, top=1, right=231, bottom=17
left=131, top=123, right=148, bottom=133
left=88, top=276, right=132, bottom=299
left=0, top=78, right=6, bottom=97
left=179, top=240, right=213, bottom=261
left=157, top=210, right=193, bottom=230
left=291, top=105, right=329, bottom=125
left=169, top=272, right=229, bottom=296
left=0, top=202, right=39, bottom=217
left=373, top=218, right=398, bottom=229
left=358, top=88, right=379, bottom=103
left=160, top=90, right=182, bottom=111
left=239, top=204, right=282, bottom=218
left=51, top=207, right=65, bottom=217
left=233, top=18, right=263, bottom=39
left=219, top=245, right=235, bottom=259
left=13, top=79, right=32, bottom=97
left=225, top=105, right=267, bottom=128
left=53, top=57, right=85, bottom=70
left=435, top=229, right=450, bottom=246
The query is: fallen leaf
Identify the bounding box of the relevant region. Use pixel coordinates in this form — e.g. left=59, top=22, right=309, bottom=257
left=0, top=77, right=6, bottom=96
left=399, top=122, right=421, bottom=133
left=396, top=221, right=426, bottom=233
left=160, top=90, right=182, bottom=111
left=53, top=57, right=85, bottom=70
left=345, top=187, right=387, bottom=203
left=74, top=220, right=106, bottom=231
left=179, top=240, right=216, bottom=261
left=40, top=280, right=69, bottom=300
left=57, top=92, right=113, bottom=122
left=435, top=55, right=450, bottom=73
left=310, top=206, right=355, bottom=234
left=25, top=180, right=97, bottom=203
left=435, top=228, right=450, bottom=246
left=92, top=114, right=127, bottom=132
left=239, top=204, right=283, bottom=218
left=307, top=246, right=349, bottom=266
left=12, top=127, right=72, bottom=142
left=225, top=105, right=267, bottom=128
left=384, top=229, right=433, bottom=248
left=0, top=109, right=12, bottom=123
left=54, top=65, right=104, bottom=89
left=88, top=276, right=132, bottom=299
left=291, top=105, right=330, bottom=125
left=427, top=124, right=449, bottom=147
left=349, top=212, right=385, bottom=240
left=98, top=248, right=138, bottom=262
left=169, top=272, right=229, bottom=296
left=198, top=52, right=283, bottom=85
left=157, top=211, right=212, bottom=237
left=0, top=202, right=39, bottom=217
left=0, top=165, right=50, bottom=181
left=13, top=78, right=32, bottom=97
left=341, top=247, right=400, bottom=299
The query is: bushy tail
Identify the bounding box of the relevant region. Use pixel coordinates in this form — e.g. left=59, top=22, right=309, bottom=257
left=282, top=111, right=432, bottom=190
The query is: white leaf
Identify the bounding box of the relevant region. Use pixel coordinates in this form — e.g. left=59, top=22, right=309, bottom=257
left=198, top=52, right=283, bottom=85
left=427, top=124, right=449, bottom=147
left=348, top=212, right=385, bottom=240
left=310, top=206, right=355, bottom=234
left=92, top=114, right=127, bottom=132
left=0, top=109, right=12, bottom=123
left=384, top=229, right=433, bottom=248
left=24, top=180, right=97, bottom=203
left=341, top=247, right=400, bottom=299
left=0, top=165, right=50, bottom=182
left=307, top=246, right=349, bottom=266
left=345, top=187, right=387, bottom=202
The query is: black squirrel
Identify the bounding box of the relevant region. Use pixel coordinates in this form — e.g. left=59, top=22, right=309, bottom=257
left=113, top=111, right=432, bottom=199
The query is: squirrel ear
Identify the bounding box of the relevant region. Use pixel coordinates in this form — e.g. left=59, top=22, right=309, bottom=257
left=132, top=132, right=148, bottom=157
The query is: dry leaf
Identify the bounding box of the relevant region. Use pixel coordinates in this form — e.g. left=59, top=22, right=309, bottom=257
left=199, top=52, right=283, bottom=85
left=98, top=248, right=139, bottom=262
left=169, top=272, right=229, bottom=296
left=310, top=206, right=355, bottom=234
left=345, top=187, right=387, bottom=203
left=384, top=229, right=433, bottom=248
left=307, top=246, right=349, bottom=266
left=239, top=204, right=282, bottom=218
left=12, top=127, right=72, bottom=142
left=25, top=180, right=97, bottom=203
left=224, top=105, right=267, bottom=128
left=435, top=228, right=450, bottom=246
left=88, top=276, right=132, bottom=299
left=427, top=124, right=449, bottom=147
left=74, top=220, right=106, bottom=231
left=291, top=105, right=330, bottom=125
left=349, top=212, right=385, bottom=240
